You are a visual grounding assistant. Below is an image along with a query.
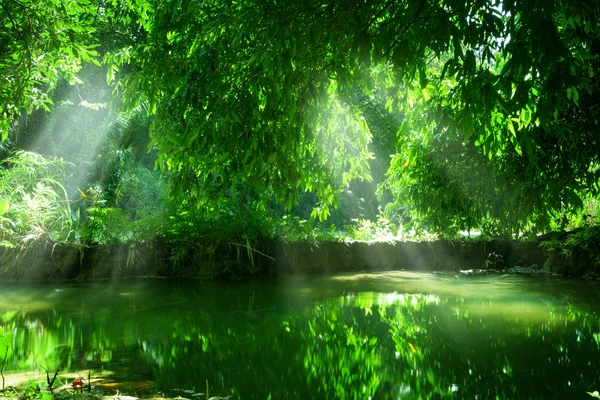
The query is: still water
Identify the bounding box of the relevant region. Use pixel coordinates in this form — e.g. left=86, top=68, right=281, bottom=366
left=1, top=272, right=600, bottom=399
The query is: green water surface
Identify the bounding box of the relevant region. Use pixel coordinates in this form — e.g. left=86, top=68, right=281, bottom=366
left=1, top=272, right=600, bottom=399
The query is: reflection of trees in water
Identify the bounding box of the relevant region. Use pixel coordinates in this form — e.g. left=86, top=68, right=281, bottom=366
left=1, top=311, right=67, bottom=372
left=1, top=292, right=600, bottom=399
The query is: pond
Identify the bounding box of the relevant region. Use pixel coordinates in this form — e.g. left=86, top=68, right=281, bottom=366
left=1, top=272, right=600, bottom=399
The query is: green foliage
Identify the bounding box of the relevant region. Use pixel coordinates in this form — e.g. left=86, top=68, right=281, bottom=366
left=540, top=226, right=600, bottom=270
left=0, top=0, right=99, bottom=140
left=107, top=1, right=378, bottom=214
left=102, top=0, right=599, bottom=235
left=83, top=205, right=133, bottom=244
left=484, top=252, right=504, bottom=270
left=2, top=0, right=600, bottom=242
left=0, top=151, right=75, bottom=242
left=0, top=200, right=8, bottom=216
left=348, top=214, right=398, bottom=242
left=20, top=382, right=53, bottom=400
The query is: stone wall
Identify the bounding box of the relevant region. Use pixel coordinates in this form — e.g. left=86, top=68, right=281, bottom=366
left=273, top=239, right=545, bottom=274
left=0, top=237, right=564, bottom=282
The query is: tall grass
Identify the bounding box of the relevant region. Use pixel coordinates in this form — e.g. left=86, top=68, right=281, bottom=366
left=0, top=151, right=75, bottom=243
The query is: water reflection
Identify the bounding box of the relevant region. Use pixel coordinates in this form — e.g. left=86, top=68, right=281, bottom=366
left=0, top=273, right=599, bottom=399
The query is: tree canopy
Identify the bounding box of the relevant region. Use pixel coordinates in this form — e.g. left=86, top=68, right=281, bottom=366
left=2, top=0, right=600, bottom=237
left=0, top=0, right=99, bottom=139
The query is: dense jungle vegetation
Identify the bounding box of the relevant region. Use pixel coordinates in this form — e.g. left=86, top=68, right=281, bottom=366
left=0, top=0, right=599, bottom=260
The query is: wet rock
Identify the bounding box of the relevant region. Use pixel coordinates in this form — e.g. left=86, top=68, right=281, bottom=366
left=459, top=269, right=493, bottom=275
left=506, top=265, right=548, bottom=275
